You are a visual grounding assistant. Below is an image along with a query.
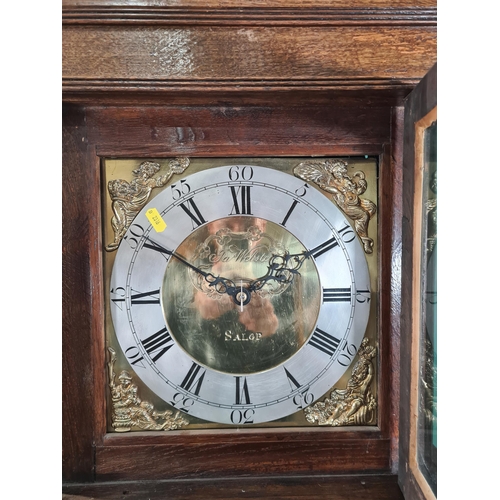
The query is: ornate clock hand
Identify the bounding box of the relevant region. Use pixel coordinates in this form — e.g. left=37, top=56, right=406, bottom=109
left=247, top=251, right=308, bottom=293
left=144, top=237, right=254, bottom=305
left=252, top=234, right=338, bottom=290
left=144, top=237, right=212, bottom=277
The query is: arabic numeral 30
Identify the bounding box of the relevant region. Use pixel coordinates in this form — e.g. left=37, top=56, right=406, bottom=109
left=230, top=408, right=255, bottom=424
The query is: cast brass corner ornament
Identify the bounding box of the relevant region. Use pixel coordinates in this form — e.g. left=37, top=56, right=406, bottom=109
left=107, top=347, right=189, bottom=432
left=421, top=338, right=437, bottom=427
left=105, top=157, right=190, bottom=251
left=426, top=170, right=437, bottom=255
left=293, top=159, right=377, bottom=254
left=304, top=338, right=377, bottom=426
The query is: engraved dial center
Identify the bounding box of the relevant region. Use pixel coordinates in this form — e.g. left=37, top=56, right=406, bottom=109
left=161, top=216, right=322, bottom=375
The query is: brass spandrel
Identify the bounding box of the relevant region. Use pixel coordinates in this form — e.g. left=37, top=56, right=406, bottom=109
left=108, top=347, right=189, bottom=432
left=105, top=158, right=190, bottom=251
left=293, top=159, right=377, bottom=254
left=304, top=338, right=377, bottom=426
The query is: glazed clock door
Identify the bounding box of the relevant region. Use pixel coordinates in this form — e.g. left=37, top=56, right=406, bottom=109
left=399, top=63, right=437, bottom=500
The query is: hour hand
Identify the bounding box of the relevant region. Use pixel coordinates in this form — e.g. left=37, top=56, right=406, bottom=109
left=248, top=251, right=308, bottom=292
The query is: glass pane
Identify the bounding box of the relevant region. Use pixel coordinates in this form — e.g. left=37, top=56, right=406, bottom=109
left=418, top=120, right=437, bottom=495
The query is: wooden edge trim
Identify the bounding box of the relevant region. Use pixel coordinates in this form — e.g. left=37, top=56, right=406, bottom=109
left=62, top=78, right=421, bottom=90
left=409, top=105, right=437, bottom=500
left=62, top=6, right=437, bottom=26
left=62, top=473, right=404, bottom=500
left=90, top=147, right=108, bottom=447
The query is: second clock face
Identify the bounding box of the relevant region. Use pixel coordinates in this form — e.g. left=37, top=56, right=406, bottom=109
left=110, top=165, right=371, bottom=425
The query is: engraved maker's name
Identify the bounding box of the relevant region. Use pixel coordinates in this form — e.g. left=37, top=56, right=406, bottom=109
left=209, top=247, right=270, bottom=264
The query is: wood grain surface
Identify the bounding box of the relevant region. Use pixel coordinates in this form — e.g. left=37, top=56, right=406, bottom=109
left=62, top=3, right=436, bottom=105
left=62, top=105, right=104, bottom=481
left=63, top=0, right=435, bottom=8
left=95, top=429, right=390, bottom=480
left=62, top=474, right=404, bottom=499
left=63, top=26, right=436, bottom=82
left=85, top=104, right=391, bottom=157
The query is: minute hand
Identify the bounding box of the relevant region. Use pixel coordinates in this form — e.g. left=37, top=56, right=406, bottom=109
left=143, top=238, right=237, bottom=294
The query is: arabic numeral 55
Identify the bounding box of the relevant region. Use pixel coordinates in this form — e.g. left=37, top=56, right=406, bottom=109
left=171, top=180, right=191, bottom=199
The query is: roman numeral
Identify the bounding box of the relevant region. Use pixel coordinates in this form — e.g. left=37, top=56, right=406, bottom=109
left=323, top=287, right=352, bottom=303
left=140, top=327, right=174, bottom=362
left=130, top=289, right=160, bottom=305
left=308, top=235, right=339, bottom=259
left=229, top=186, right=252, bottom=215
left=280, top=199, right=299, bottom=227
left=284, top=367, right=301, bottom=391
left=180, top=363, right=206, bottom=396
left=234, top=376, right=251, bottom=404
left=179, top=197, right=207, bottom=228
left=309, top=327, right=341, bottom=357
left=142, top=238, right=173, bottom=256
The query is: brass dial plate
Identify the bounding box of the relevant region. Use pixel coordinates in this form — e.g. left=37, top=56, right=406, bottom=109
left=103, top=158, right=378, bottom=429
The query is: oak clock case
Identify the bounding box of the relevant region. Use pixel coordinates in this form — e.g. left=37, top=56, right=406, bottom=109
left=103, top=157, right=378, bottom=431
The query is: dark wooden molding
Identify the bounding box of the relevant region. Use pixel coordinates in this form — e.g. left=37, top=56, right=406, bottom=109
left=61, top=0, right=436, bottom=7
left=62, top=104, right=99, bottom=482
left=62, top=11, right=436, bottom=104
left=84, top=104, right=392, bottom=156
left=62, top=6, right=437, bottom=26
left=96, top=434, right=392, bottom=480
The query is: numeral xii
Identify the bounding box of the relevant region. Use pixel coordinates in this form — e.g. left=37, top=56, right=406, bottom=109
left=229, top=186, right=252, bottom=215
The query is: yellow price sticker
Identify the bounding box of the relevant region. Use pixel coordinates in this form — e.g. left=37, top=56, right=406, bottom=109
left=146, top=208, right=167, bottom=232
